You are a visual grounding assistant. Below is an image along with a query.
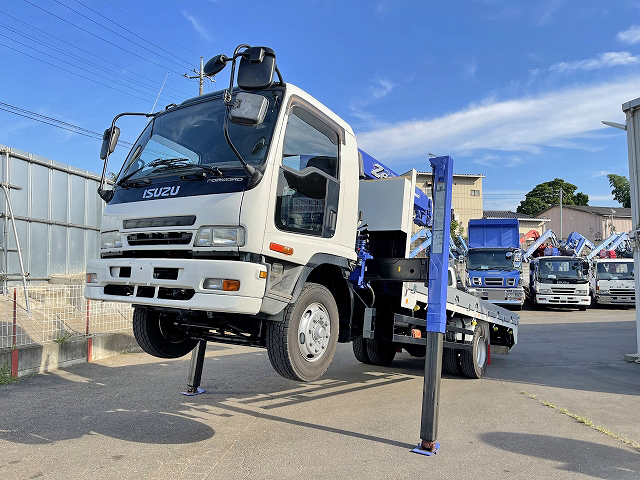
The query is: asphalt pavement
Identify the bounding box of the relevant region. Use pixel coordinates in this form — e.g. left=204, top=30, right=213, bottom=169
left=1, top=306, right=639, bottom=479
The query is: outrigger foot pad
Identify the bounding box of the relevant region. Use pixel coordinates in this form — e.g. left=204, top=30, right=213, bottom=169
left=411, top=441, right=440, bottom=456
left=181, top=387, right=206, bottom=396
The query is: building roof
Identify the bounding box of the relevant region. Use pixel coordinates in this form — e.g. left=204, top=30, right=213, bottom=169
left=402, top=171, right=485, bottom=178
left=483, top=210, right=550, bottom=222
left=537, top=204, right=632, bottom=218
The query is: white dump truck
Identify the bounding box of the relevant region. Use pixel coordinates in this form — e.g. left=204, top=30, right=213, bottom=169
left=85, top=44, right=518, bottom=384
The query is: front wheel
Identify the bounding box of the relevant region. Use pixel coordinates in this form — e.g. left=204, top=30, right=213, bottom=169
left=266, top=283, right=339, bottom=382
left=578, top=305, right=587, bottom=311
left=460, top=326, right=488, bottom=379
left=132, top=308, right=197, bottom=358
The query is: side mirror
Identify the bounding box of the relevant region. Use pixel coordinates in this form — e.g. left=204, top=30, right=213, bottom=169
left=229, top=92, right=268, bottom=126
left=100, top=126, right=120, bottom=160
left=505, top=251, right=513, bottom=259
left=203, top=54, right=229, bottom=76
left=237, top=47, right=276, bottom=90
left=583, top=264, right=590, bottom=275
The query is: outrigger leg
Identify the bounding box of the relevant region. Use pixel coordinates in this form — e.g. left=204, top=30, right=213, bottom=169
left=181, top=339, right=207, bottom=396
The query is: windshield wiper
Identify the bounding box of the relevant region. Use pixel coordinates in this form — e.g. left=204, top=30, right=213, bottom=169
left=117, top=158, right=223, bottom=187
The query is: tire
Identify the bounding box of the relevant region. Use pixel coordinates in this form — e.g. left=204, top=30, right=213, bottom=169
left=578, top=305, right=587, bottom=311
left=132, top=308, right=197, bottom=358
left=365, top=337, right=396, bottom=366
left=352, top=335, right=372, bottom=364
left=442, top=347, right=462, bottom=376
left=265, top=283, right=339, bottom=382
left=460, top=327, right=488, bottom=379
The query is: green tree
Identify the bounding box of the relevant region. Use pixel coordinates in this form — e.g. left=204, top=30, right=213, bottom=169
left=517, top=178, right=589, bottom=217
left=606, top=174, right=631, bottom=208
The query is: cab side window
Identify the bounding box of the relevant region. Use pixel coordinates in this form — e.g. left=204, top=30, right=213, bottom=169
left=275, top=106, right=340, bottom=237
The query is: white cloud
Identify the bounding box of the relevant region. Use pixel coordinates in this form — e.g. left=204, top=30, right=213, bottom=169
left=370, top=79, right=395, bottom=99
left=356, top=76, right=639, bottom=161
left=618, top=26, right=640, bottom=45
left=464, top=59, right=478, bottom=79
left=349, top=79, right=395, bottom=127
left=550, top=52, right=639, bottom=73
left=183, top=12, right=212, bottom=42
left=586, top=194, right=615, bottom=202
left=591, top=170, right=612, bottom=178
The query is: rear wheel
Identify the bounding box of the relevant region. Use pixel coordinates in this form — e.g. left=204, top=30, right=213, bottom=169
left=132, top=308, right=197, bottom=358
left=460, top=327, right=488, bottom=379
left=366, top=337, right=396, bottom=366
left=352, top=335, right=372, bottom=364
left=265, top=283, right=339, bottom=382
left=442, top=347, right=462, bottom=376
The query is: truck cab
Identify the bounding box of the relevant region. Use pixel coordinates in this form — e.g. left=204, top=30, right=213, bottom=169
left=530, top=256, right=590, bottom=310
left=590, top=257, right=635, bottom=306
left=465, top=219, right=524, bottom=309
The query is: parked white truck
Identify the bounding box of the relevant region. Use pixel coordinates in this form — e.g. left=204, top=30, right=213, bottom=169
left=529, top=255, right=591, bottom=310
left=590, top=257, right=635, bottom=306
left=85, top=44, right=518, bottom=383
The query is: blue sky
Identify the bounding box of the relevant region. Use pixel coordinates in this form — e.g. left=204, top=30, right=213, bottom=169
left=1, top=0, right=640, bottom=211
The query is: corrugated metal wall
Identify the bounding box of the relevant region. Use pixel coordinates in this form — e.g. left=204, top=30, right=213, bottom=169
left=0, top=145, right=104, bottom=282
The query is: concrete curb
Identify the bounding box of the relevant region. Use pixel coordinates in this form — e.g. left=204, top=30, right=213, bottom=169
left=0, top=332, right=141, bottom=377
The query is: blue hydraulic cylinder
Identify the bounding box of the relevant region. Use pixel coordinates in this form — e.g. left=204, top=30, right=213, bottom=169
left=426, top=156, right=454, bottom=334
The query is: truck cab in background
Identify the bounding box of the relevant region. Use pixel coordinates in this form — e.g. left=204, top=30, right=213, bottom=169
left=590, top=256, right=635, bottom=306
left=465, top=218, right=525, bottom=310
left=529, top=255, right=590, bottom=310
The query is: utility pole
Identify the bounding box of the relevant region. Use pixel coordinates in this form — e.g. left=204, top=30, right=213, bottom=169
left=559, top=187, right=563, bottom=241
left=184, top=57, right=205, bottom=95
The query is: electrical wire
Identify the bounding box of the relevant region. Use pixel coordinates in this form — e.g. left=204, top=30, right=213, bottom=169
left=0, top=21, right=188, bottom=100
left=102, top=0, right=200, bottom=57
left=0, top=40, right=154, bottom=104
left=51, top=0, right=193, bottom=70
left=0, top=33, right=177, bottom=104
left=71, top=0, right=193, bottom=67
left=0, top=8, right=192, bottom=97
left=22, top=0, right=185, bottom=75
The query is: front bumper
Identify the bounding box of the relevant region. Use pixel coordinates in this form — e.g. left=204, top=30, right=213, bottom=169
left=536, top=294, right=590, bottom=306
left=467, top=287, right=525, bottom=306
left=84, top=258, right=267, bottom=314
left=596, top=294, right=636, bottom=306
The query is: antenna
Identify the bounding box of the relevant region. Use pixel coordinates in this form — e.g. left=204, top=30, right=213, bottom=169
left=150, top=72, right=169, bottom=114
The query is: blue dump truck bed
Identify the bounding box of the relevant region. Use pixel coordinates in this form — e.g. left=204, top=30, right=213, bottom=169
left=468, top=218, right=520, bottom=248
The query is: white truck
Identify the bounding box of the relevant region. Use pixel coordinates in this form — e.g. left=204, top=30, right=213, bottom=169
left=590, top=257, right=635, bottom=306
left=529, top=256, right=591, bottom=310
left=85, top=44, right=518, bottom=383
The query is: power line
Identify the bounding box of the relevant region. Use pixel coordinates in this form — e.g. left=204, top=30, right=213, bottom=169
left=0, top=32, right=179, bottom=104
left=71, top=0, right=193, bottom=68
left=0, top=8, right=192, bottom=98
left=0, top=40, right=155, bottom=104
left=51, top=0, right=193, bottom=70
left=102, top=0, right=200, bottom=57
left=22, top=0, right=186, bottom=76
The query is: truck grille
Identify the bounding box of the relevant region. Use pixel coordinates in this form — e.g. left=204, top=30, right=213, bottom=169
left=484, top=277, right=504, bottom=286
left=551, top=287, right=575, bottom=294
left=610, top=288, right=634, bottom=295
left=127, top=232, right=193, bottom=246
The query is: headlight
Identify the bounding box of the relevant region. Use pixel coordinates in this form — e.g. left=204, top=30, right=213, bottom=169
left=598, top=287, right=609, bottom=294
left=575, top=289, right=588, bottom=295
left=539, top=288, right=552, bottom=294
left=101, top=231, right=122, bottom=249
left=194, top=226, right=245, bottom=247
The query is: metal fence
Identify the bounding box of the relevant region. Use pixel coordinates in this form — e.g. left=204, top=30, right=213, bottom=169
left=0, top=284, right=132, bottom=349
left=0, top=145, right=105, bottom=284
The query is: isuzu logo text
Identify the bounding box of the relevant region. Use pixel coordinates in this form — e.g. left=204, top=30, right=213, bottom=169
left=142, top=186, right=180, bottom=199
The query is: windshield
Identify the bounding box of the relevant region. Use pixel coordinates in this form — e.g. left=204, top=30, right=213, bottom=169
left=467, top=249, right=515, bottom=270
left=116, top=89, right=282, bottom=184
left=597, top=261, right=634, bottom=280
left=538, top=259, right=585, bottom=280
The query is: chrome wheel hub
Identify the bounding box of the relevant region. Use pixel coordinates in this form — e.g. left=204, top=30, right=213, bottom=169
left=298, top=302, right=331, bottom=363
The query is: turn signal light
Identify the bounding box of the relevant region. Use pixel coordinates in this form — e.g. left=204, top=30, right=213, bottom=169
left=222, top=280, right=240, bottom=291
left=259, top=271, right=267, bottom=279
left=411, top=329, right=422, bottom=338
left=269, top=242, right=293, bottom=255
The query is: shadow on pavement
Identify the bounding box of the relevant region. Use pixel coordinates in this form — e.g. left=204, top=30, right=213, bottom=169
left=481, top=432, right=640, bottom=479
